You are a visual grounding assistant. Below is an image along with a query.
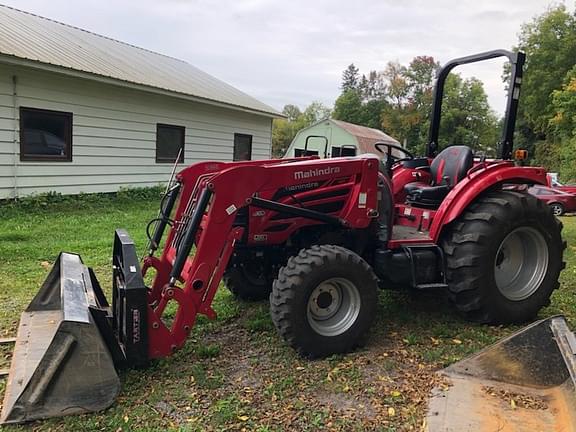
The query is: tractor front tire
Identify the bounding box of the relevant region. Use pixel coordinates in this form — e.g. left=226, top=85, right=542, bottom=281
left=443, top=190, right=565, bottom=324
left=270, top=245, right=378, bottom=358
left=223, top=261, right=273, bottom=301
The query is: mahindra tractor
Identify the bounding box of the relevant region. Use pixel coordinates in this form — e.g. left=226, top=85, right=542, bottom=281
left=2, top=49, right=571, bottom=427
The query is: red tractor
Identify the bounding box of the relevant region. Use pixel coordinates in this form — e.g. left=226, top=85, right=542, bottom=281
left=1, top=49, right=565, bottom=424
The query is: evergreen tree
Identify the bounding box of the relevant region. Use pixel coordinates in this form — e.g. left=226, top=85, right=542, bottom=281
left=341, top=64, right=360, bottom=92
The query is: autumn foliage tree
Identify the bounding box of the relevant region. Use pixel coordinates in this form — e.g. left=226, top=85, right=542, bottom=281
left=333, top=55, right=499, bottom=155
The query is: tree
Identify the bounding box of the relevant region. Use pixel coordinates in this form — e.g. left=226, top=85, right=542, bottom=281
left=362, top=99, right=388, bottom=129
left=282, top=104, right=302, bottom=122
left=272, top=102, right=332, bottom=157
left=382, top=61, right=410, bottom=108
left=382, top=56, right=439, bottom=153
left=361, top=70, right=387, bottom=101
left=514, top=5, right=576, bottom=136
left=332, top=90, right=364, bottom=124
left=550, top=66, right=576, bottom=181
left=550, top=65, right=576, bottom=138
left=333, top=56, right=498, bottom=155
left=341, top=64, right=360, bottom=92
left=381, top=104, right=419, bottom=149
left=437, top=75, right=499, bottom=154
left=406, top=57, right=437, bottom=94
left=301, top=101, right=331, bottom=125
left=533, top=139, right=562, bottom=174
left=505, top=5, right=576, bottom=173
left=272, top=118, right=296, bottom=157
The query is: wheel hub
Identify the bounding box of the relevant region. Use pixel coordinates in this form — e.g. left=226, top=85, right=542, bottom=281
left=494, top=227, right=549, bottom=301
left=552, top=205, right=563, bottom=216
left=309, top=282, right=341, bottom=319
left=307, top=278, right=361, bottom=337
left=316, top=291, right=333, bottom=309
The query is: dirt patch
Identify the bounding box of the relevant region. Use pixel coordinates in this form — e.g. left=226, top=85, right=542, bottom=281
left=206, top=324, right=270, bottom=389
left=315, top=391, right=377, bottom=420
left=152, top=401, right=189, bottom=423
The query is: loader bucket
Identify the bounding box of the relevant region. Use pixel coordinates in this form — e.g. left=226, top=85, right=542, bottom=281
left=0, top=252, right=120, bottom=424
left=427, top=316, right=576, bottom=432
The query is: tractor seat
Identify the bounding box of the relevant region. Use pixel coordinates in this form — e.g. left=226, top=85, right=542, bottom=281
left=405, top=146, right=473, bottom=208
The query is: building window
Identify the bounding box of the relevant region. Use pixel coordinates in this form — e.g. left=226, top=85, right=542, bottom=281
left=156, top=124, right=185, bottom=163
left=295, top=148, right=318, bottom=157
left=233, top=133, right=252, bottom=161
left=331, top=146, right=356, bottom=157
left=20, top=107, right=72, bottom=161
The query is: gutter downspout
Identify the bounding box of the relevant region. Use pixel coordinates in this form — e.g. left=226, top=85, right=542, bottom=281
left=12, top=74, right=17, bottom=199
left=269, top=118, right=273, bottom=158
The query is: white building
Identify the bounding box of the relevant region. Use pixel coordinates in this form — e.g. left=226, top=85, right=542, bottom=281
left=284, top=119, right=399, bottom=159
left=0, top=5, right=280, bottom=199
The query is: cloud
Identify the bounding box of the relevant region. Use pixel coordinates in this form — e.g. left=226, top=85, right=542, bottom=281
left=1, top=0, right=570, bottom=114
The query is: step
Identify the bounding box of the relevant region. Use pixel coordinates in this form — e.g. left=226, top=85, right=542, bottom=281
left=414, top=283, right=448, bottom=290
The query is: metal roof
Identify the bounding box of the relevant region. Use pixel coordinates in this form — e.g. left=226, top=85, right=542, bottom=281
left=330, top=119, right=399, bottom=153
left=0, top=5, right=280, bottom=117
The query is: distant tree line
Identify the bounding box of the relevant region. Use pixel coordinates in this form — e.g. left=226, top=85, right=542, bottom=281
left=272, top=5, right=576, bottom=182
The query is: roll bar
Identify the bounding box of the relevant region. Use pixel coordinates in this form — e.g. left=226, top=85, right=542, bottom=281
left=427, top=49, right=526, bottom=160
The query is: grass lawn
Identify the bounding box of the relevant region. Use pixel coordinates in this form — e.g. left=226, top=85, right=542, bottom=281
left=0, top=195, right=574, bottom=431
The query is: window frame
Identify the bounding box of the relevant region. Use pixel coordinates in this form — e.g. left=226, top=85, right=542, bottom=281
left=156, top=123, right=185, bottom=164
left=19, top=107, right=73, bottom=162
left=340, top=146, right=357, bottom=156
left=233, top=133, right=253, bottom=161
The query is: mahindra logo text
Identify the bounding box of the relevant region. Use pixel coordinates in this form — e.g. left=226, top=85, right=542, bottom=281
left=294, top=167, right=341, bottom=180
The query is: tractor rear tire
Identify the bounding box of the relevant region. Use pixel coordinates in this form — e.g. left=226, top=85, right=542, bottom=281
left=443, top=190, right=565, bottom=324
left=223, top=261, right=273, bottom=301
left=270, top=245, right=378, bottom=358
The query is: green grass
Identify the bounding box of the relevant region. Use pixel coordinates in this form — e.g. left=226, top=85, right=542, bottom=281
left=0, top=195, right=575, bottom=431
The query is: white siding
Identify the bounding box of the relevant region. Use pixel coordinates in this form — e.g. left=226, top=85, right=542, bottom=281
left=0, top=64, right=273, bottom=199
left=0, top=70, right=14, bottom=199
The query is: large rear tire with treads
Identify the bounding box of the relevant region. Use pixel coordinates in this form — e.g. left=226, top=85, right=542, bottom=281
left=443, top=190, right=565, bottom=324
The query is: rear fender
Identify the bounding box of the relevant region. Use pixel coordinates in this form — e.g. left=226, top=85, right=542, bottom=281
left=429, top=164, right=547, bottom=242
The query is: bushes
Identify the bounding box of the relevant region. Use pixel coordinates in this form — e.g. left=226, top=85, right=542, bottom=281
left=0, top=185, right=165, bottom=214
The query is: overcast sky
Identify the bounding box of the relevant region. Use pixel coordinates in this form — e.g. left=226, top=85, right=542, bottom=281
left=2, top=0, right=574, bottom=115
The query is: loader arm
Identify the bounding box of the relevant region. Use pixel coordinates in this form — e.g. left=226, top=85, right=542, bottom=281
left=143, top=165, right=271, bottom=357
left=142, top=156, right=379, bottom=358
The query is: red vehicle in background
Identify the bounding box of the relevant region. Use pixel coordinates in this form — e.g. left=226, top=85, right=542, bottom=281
left=546, top=173, right=576, bottom=195
left=529, top=185, right=576, bottom=216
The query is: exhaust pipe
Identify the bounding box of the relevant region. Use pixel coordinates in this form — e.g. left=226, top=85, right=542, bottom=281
left=427, top=316, right=576, bottom=431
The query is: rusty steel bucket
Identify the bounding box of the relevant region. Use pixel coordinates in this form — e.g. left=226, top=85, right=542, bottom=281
left=0, top=253, right=120, bottom=424
left=427, top=316, right=576, bottom=431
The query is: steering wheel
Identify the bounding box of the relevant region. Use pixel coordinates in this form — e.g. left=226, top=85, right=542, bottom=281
left=374, top=142, right=415, bottom=174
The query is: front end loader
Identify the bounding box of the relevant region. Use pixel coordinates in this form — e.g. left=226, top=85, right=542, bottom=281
left=1, top=231, right=147, bottom=423
left=427, top=316, right=576, bottom=431
left=2, top=49, right=575, bottom=428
